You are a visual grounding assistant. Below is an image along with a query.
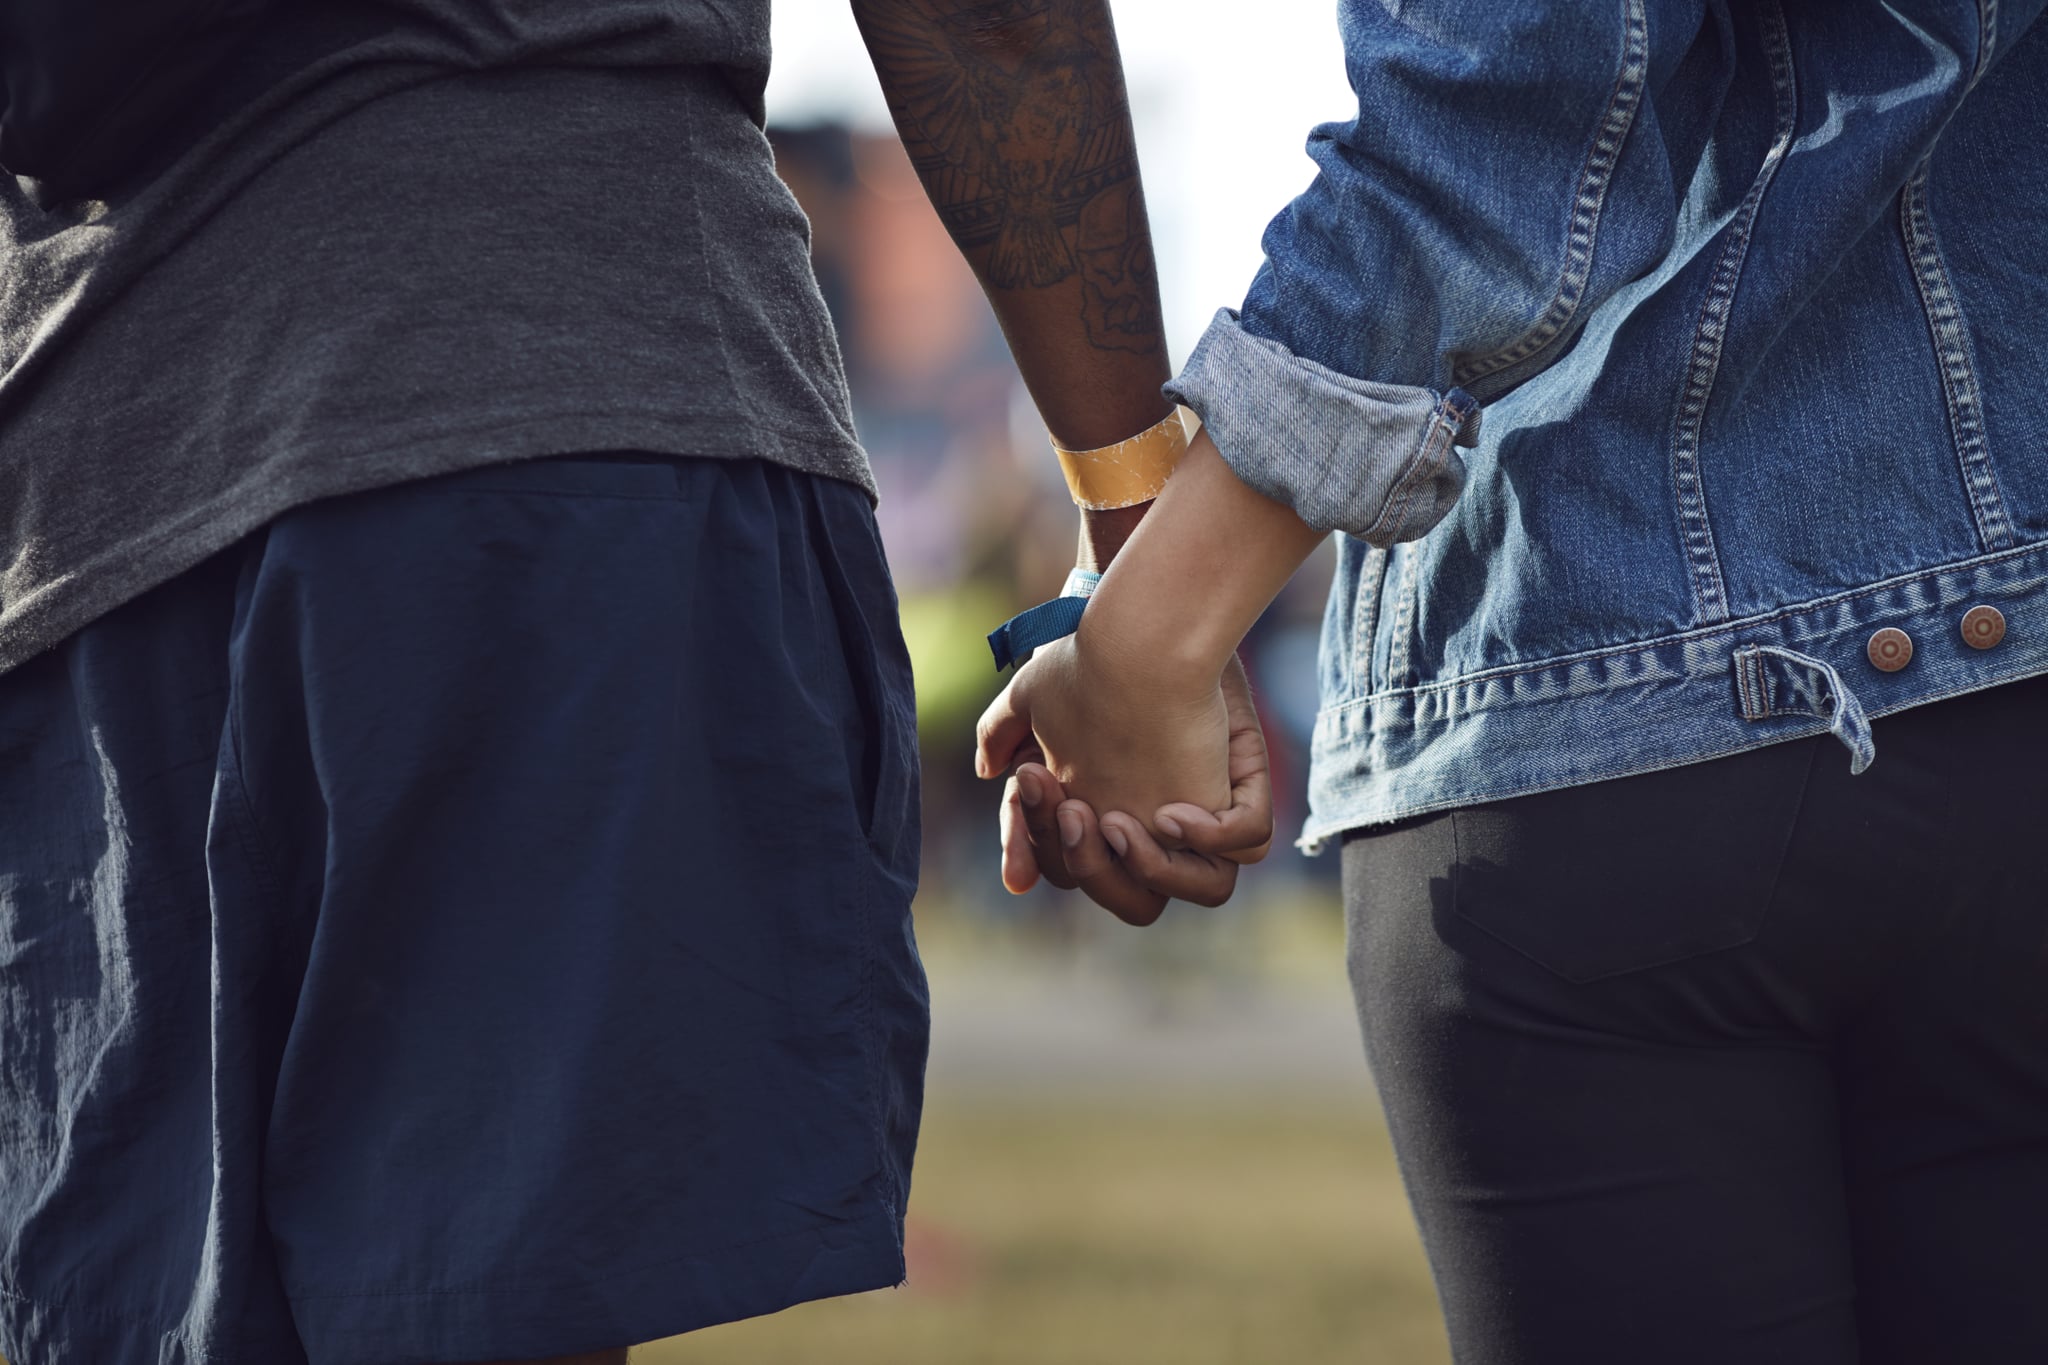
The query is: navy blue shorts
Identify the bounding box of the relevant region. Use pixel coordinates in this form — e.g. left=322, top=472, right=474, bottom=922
left=0, top=455, right=928, bottom=1365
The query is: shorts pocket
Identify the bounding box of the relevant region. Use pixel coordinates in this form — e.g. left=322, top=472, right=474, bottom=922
left=801, top=472, right=920, bottom=876
left=1450, top=738, right=1821, bottom=983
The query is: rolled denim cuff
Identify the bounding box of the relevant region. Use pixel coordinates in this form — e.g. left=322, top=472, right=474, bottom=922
left=1164, top=309, right=1482, bottom=546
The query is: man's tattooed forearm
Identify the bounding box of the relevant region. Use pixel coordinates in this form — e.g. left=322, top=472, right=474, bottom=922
left=853, top=0, right=1161, bottom=353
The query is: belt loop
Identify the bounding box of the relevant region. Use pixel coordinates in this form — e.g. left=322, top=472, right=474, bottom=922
left=1730, top=644, right=1876, bottom=773
left=1733, top=645, right=1771, bottom=721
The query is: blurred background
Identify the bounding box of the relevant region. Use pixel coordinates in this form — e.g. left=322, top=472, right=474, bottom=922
left=650, top=4, right=1450, bottom=1361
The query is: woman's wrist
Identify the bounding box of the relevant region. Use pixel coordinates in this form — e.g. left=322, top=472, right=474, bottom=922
left=1075, top=576, right=1226, bottom=706
left=1074, top=428, right=1325, bottom=699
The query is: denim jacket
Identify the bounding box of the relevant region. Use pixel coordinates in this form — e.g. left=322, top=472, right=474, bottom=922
left=1166, top=0, right=2048, bottom=849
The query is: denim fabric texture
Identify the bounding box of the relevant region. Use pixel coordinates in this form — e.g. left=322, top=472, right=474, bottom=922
left=1165, top=0, right=2048, bottom=847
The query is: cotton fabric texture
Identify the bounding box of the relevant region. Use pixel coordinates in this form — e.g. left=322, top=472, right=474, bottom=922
left=0, top=0, right=863, bottom=678
left=1344, top=672, right=2048, bottom=1364
left=1165, top=0, right=2048, bottom=844
left=0, top=454, right=928, bottom=1365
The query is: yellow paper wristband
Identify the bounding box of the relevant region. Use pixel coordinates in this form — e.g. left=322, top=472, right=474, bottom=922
left=1051, top=409, right=1191, bottom=510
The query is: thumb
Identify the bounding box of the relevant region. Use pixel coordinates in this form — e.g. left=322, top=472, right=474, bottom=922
left=975, top=672, right=1035, bottom=779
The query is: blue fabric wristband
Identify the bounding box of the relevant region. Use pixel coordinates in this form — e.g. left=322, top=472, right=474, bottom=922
left=987, top=569, right=1101, bottom=671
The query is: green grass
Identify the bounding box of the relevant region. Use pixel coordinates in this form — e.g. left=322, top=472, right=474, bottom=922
left=648, top=1097, right=1449, bottom=1365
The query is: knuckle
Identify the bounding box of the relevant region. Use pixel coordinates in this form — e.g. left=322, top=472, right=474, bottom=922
left=1120, top=842, right=1165, bottom=877
left=1067, top=845, right=1112, bottom=879
left=1144, top=866, right=1204, bottom=900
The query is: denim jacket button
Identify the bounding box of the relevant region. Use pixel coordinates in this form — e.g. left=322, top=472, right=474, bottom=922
left=1867, top=627, right=1914, bottom=672
left=1961, top=605, right=2006, bottom=650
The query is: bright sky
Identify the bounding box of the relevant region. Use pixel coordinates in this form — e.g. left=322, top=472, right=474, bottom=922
left=765, top=0, right=1360, bottom=360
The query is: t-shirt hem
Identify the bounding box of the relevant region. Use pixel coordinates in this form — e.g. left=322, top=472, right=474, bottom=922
left=0, top=410, right=875, bottom=679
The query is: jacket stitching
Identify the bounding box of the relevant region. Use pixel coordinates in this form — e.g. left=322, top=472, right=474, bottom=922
left=1733, top=645, right=1766, bottom=720
left=1319, top=534, right=2048, bottom=712
left=1899, top=161, right=2013, bottom=552
left=1351, top=545, right=1390, bottom=692
left=1747, top=645, right=1844, bottom=721
left=1369, top=407, right=1464, bottom=688
left=1387, top=539, right=1424, bottom=689
left=1452, top=0, right=1649, bottom=390
left=1668, top=0, right=1797, bottom=627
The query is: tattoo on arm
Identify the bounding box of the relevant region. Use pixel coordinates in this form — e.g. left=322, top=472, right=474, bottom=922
left=853, top=0, right=1162, bottom=355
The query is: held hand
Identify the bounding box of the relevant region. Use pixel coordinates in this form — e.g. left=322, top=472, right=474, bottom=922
left=983, top=632, right=1232, bottom=833
left=978, top=430, right=1316, bottom=924
left=978, top=652, right=1275, bottom=924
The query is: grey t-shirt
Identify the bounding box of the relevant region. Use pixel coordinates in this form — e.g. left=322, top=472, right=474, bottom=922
left=0, top=1, right=871, bottom=676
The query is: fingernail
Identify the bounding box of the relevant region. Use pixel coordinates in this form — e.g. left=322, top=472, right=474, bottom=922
left=1019, top=771, right=1041, bottom=807
left=1057, top=808, right=1084, bottom=849
left=1155, top=814, right=1184, bottom=840
left=1103, top=825, right=1129, bottom=858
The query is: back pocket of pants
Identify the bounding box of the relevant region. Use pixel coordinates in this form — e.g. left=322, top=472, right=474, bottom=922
left=1451, top=738, right=1820, bottom=984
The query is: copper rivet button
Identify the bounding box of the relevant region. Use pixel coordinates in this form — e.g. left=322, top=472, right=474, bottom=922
left=1868, top=627, right=1914, bottom=672
left=1961, top=604, right=2006, bottom=650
